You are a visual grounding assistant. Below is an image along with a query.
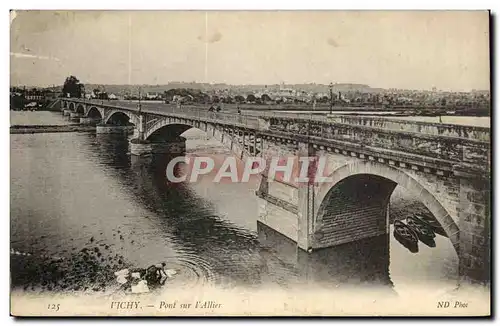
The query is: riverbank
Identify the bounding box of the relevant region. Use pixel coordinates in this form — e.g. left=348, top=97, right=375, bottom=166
left=10, top=124, right=96, bottom=134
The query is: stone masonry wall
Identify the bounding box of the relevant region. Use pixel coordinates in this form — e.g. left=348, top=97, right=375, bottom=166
left=458, top=177, right=491, bottom=283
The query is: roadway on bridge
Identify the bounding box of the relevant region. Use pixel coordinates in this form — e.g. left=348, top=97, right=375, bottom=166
left=85, top=99, right=327, bottom=120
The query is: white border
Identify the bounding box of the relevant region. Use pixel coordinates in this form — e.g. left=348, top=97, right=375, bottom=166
left=2, top=1, right=499, bottom=10
left=2, top=2, right=498, bottom=325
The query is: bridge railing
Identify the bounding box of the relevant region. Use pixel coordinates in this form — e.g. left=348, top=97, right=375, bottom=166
left=69, top=98, right=262, bottom=129
left=263, top=116, right=490, bottom=172
left=326, top=115, right=490, bottom=142
left=154, top=104, right=261, bottom=129
left=254, top=111, right=490, bottom=142
left=251, top=110, right=327, bottom=123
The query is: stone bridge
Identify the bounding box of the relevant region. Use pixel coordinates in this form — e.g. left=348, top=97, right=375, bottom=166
left=61, top=98, right=491, bottom=284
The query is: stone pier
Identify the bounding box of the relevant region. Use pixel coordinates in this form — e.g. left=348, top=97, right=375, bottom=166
left=63, top=109, right=71, bottom=116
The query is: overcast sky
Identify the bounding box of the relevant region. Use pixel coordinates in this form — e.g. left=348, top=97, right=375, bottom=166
left=10, top=10, right=490, bottom=91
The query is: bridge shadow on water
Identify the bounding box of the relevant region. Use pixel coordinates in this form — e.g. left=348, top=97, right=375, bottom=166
left=82, top=132, right=397, bottom=293
left=258, top=222, right=395, bottom=293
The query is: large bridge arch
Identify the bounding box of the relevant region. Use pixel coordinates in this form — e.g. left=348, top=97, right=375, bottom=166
left=143, top=118, right=255, bottom=159
left=145, top=122, right=193, bottom=141
left=104, top=110, right=138, bottom=126
left=68, top=102, right=75, bottom=111
left=313, top=160, right=460, bottom=253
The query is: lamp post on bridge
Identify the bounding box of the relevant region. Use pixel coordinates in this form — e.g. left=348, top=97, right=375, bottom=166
left=100, top=85, right=105, bottom=105
left=329, top=82, right=334, bottom=115
left=138, top=86, right=142, bottom=114
left=82, top=85, right=86, bottom=117
left=136, top=86, right=146, bottom=142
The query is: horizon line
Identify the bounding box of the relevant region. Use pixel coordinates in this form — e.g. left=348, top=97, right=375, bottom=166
left=9, top=81, right=490, bottom=93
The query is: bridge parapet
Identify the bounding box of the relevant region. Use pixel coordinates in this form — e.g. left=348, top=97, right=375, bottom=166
left=68, top=99, right=261, bottom=129
left=327, top=115, right=490, bottom=142
left=253, top=112, right=490, bottom=141
left=263, top=117, right=490, bottom=175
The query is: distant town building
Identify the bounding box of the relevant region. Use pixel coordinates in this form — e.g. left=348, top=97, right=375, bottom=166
left=146, top=92, right=162, bottom=100
left=25, top=92, right=44, bottom=101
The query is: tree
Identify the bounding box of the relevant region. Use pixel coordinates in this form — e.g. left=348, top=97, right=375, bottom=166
left=246, top=94, right=256, bottom=103
left=261, top=94, right=272, bottom=102
left=318, top=96, right=329, bottom=103
left=223, top=96, right=234, bottom=104
left=10, top=93, right=25, bottom=110
left=97, top=92, right=109, bottom=100
left=234, top=95, right=245, bottom=103
left=62, top=76, right=84, bottom=98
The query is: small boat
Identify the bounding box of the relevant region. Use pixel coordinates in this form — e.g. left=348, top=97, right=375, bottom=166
left=393, top=220, right=419, bottom=253
left=406, top=216, right=436, bottom=248
left=415, top=215, right=447, bottom=237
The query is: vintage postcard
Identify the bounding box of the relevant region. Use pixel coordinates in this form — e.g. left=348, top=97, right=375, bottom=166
left=9, top=10, right=491, bottom=316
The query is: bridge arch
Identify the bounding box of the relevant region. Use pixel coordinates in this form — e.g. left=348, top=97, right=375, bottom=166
left=145, top=122, right=192, bottom=141
left=86, top=106, right=103, bottom=119
left=143, top=118, right=253, bottom=158
left=313, top=160, right=459, bottom=253
left=104, top=110, right=138, bottom=126
left=76, top=104, right=85, bottom=115
left=68, top=102, right=75, bottom=111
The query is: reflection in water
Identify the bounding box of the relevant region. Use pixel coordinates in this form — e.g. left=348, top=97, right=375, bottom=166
left=10, top=112, right=459, bottom=297
left=86, top=133, right=294, bottom=289
left=258, top=222, right=394, bottom=293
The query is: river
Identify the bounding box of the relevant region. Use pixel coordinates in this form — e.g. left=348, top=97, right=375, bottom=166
left=10, top=111, right=464, bottom=299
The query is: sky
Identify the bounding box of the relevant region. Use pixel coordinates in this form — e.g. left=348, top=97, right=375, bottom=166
left=9, top=10, right=490, bottom=91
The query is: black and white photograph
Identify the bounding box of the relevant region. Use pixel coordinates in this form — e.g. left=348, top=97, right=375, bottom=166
left=9, top=10, right=491, bottom=316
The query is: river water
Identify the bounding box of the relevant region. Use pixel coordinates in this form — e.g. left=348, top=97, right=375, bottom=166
left=11, top=111, right=467, bottom=298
